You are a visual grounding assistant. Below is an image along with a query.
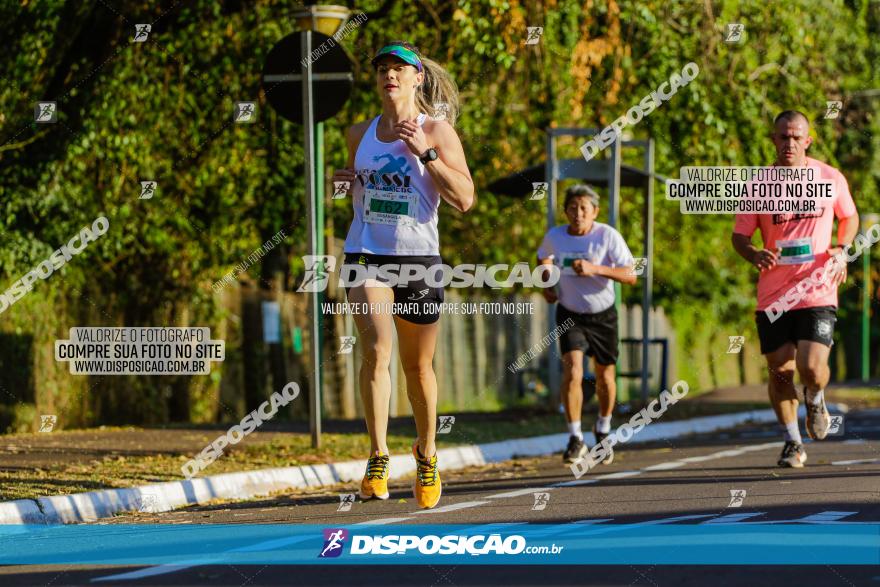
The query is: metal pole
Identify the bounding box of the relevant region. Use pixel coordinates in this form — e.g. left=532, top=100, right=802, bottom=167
left=546, top=131, right=557, bottom=232
left=608, top=137, right=622, bottom=399
left=315, top=121, right=326, bottom=433
left=641, top=139, right=655, bottom=402
left=302, top=30, right=322, bottom=448
left=607, top=139, right=621, bottom=228
left=860, top=213, right=879, bottom=382
left=545, top=130, right=560, bottom=409
left=316, top=122, right=325, bottom=257
left=862, top=239, right=870, bottom=382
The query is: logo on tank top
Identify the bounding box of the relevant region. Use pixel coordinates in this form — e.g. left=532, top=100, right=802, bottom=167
left=357, top=154, right=425, bottom=226
left=356, top=153, right=419, bottom=192
left=355, top=168, right=413, bottom=190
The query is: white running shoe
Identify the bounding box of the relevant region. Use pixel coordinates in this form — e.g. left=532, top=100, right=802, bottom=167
left=777, top=441, right=807, bottom=468
left=804, top=386, right=831, bottom=440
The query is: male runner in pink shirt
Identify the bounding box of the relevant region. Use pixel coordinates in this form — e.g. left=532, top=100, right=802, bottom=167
left=732, top=110, right=859, bottom=468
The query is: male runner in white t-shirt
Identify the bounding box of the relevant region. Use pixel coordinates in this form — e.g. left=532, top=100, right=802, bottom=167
left=537, top=184, right=637, bottom=464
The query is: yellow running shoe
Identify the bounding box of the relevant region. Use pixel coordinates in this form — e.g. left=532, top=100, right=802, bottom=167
left=359, top=451, right=390, bottom=500
left=412, top=442, right=442, bottom=509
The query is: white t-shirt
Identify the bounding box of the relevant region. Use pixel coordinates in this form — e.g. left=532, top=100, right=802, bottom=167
left=537, top=223, right=634, bottom=314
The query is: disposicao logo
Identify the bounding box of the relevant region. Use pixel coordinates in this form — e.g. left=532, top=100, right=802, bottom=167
left=345, top=534, right=526, bottom=555
left=316, top=530, right=563, bottom=558
left=319, top=529, right=348, bottom=558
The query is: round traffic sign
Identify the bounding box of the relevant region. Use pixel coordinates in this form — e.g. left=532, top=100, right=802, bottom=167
left=262, top=31, right=354, bottom=124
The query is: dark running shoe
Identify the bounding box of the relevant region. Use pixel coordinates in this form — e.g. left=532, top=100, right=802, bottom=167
left=777, top=441, right=807, bottom=468
left=592, top=423, right=614, bottom=465
left=562, top=435, right=587, bottom=464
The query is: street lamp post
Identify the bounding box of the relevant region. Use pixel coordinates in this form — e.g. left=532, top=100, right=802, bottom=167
left=861, top=213, right=879, bottom=382
left=291, top=4, right=351, bottom=448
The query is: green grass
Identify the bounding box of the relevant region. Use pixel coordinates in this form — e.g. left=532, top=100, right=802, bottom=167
left=0, top=416, right=566, bottom=501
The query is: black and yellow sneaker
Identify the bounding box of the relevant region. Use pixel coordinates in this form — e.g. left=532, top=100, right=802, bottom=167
left=412, top=442, right=442, bottom=509
left=359, top=451, right=390, bottom=500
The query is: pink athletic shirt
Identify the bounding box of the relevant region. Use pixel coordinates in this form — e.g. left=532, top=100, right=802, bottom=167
left=733, top=157, right=857, bottom=311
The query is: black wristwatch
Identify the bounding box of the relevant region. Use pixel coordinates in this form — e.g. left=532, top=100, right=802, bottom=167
left=419, top=147, right=438, bottom=165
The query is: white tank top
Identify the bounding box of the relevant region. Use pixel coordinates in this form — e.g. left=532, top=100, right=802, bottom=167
left=343, top=113, right=441, bottom=255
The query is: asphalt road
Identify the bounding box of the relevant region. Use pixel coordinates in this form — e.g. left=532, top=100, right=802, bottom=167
left=2, top=409, right=879, bottom=586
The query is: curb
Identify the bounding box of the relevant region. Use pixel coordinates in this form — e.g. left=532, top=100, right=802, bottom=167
left=0, top=405, right=844, bottom=524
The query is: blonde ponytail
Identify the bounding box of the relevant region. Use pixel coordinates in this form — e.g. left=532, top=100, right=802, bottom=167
left=416, top=57, right=460, bottom=127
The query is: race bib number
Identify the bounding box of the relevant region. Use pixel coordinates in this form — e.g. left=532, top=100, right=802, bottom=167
left=364, top=189, right=417, bottom=227
left=776, top=237, right=814, bottom=265
left=559, top=251, right=597, bottom=275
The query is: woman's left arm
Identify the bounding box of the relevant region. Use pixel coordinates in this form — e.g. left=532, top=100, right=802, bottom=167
left=396, top=120, right=475, bottom=213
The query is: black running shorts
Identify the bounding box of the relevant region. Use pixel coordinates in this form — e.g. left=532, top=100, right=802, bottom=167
left=555, top=303, right=619, bottom=365
left=755, top=305, right=837, bottom=354
left=342, top=253, right=444, bottom=325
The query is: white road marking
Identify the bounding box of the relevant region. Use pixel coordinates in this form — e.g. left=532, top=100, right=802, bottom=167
left=553, top=479, right=598, bottom=487
left=565, top=442, right=780, bottom=484
left=486, top=487, right=553, bottom=499
left=410, top=500, right=489, bottom=515
left=353, top=517, right=412, bottom=525
left=594, top=470, right=642, bottom=480
left=678, top=454, right=721, bottom=463
left=831, top=458, right=880, bottom=465
left=642, top=461, right=688, bottom=471
left=676, top=442, right=781, bottom=465
left=702, top=512, right=766, bottom=524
